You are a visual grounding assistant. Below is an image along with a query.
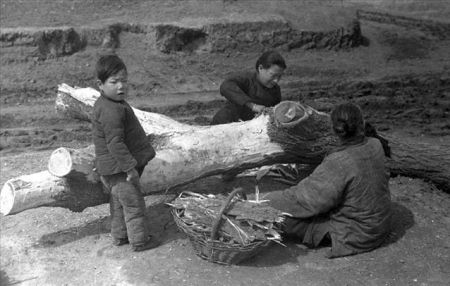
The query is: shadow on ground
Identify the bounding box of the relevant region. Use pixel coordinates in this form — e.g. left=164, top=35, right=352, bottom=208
left=33, top=201, right=180, bottom=248
left=0, top=269, right=38, bottom=286
left=240, top=241, right=311, bottom=267
left=32, top=175, right=415, bottom=270
left=33, top=215, right=110, bottom=248
left=383, top=202, right=415, bottom=246
left=0, top=270, right=12, bottom=286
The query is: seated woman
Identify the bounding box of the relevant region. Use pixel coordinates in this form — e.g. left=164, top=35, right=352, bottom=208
left=211, top=50, right=286, bottom=125
left=264, top=102, right=392, bottom=258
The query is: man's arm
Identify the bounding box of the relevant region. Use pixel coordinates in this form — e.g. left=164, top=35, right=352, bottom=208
left=219, top=74, right=253, bottom=107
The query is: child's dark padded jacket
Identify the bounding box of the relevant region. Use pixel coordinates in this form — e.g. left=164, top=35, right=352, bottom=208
left=92, top=95, right=155, bottom=176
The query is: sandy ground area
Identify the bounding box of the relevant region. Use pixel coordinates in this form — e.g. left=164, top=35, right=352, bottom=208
left=1, top=1, right=449, bottom=285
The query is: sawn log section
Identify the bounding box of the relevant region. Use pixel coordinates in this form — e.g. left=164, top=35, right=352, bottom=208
left=1, top=84, right=448, bottom=215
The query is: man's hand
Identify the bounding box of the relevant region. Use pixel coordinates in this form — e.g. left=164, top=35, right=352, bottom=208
left=246, top=102, right=266, bottom=114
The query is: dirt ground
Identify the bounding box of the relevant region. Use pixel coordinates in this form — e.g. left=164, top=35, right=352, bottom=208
left=1, top=1, right=450, bottom=285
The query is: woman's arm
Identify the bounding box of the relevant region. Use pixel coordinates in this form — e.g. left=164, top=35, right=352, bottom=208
left=264, top=155, right=348, bottom=218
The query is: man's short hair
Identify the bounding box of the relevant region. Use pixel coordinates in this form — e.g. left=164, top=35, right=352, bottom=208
left=255, top=50, right=287, bottom=70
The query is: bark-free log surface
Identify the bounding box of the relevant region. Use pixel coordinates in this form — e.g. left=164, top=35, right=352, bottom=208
left=54, top=84, right=336, bottom=181
left=55, top=84, right=450, bottom=192
left=1, top=84, right=449, bottom=215
left=0, top=171, right=108, bottom=215
left=1, top=85, right=336, bottom=215
left=47, top=145, right=97, bottom=180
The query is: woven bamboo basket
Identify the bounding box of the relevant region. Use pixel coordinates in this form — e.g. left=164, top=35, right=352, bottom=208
left=171, top=189, right=271, bottom=265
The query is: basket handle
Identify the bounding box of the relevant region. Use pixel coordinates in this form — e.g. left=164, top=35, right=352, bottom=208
left=210, top=188, right=243, bottom=242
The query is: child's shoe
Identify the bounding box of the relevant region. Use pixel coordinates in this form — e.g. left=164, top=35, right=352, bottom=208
left=112, top=237, right=129, bottom=246
left=131, top=236, right=161, bottom=252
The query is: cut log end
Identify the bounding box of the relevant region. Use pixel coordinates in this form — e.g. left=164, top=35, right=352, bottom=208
left=267, top=101, right=337, bottom=165
left=48, top=147, right=73, bottom=177
left=273, top=101, right=308, bottom=127
left=0, top=182, right=14, bottom=216
left=2, top=85, right=448, bottom=217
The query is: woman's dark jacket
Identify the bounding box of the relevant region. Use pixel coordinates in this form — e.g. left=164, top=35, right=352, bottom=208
left=265, top=137, right=392, bottom=257
left=92, top=95, right=155, bottom=176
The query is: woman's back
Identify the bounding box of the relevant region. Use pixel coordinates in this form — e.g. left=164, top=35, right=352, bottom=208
left=327, top=137, right=391, bottom=256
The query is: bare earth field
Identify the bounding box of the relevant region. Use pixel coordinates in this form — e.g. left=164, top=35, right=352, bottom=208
left=1, top=1, right=449, bottom=285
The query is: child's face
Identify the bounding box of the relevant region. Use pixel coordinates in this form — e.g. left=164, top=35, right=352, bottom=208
left=257, top=64, right=284, bottom=88
left=98, top=70, right=128, bottom=101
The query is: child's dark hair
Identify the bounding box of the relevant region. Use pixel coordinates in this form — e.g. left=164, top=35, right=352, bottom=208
left=331, top=103, right=365, bottom=140
left=255, top=50, right=286, bottom=70
left=96, top=54, right=127, bottom=83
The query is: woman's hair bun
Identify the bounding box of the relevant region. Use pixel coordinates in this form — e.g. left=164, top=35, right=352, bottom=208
left=331, top=103, right=364, bottom=139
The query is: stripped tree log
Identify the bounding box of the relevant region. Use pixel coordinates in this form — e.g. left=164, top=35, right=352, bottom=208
left=53, top=84, right=336, bottom=180
left=0, top=171, right=109, bottom=215
left=1, top=84, right=449, bottom=216
left=55, top=83, right=192, bottom=135
left=47, top=145, right=97, bottom=179
left=54, top=84, right=450, bottom=192
left=0, top=84, right=336, bottom=215
left=386, top=138, right=450, bottom=193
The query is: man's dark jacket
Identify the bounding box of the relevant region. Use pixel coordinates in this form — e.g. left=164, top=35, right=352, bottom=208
left=92, top=95, right=155, bottom=175
left=217, top=71, right=281, bottom=121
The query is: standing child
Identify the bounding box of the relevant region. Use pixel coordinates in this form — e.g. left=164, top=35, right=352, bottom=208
left=92, top=54, right=159, bottom=252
